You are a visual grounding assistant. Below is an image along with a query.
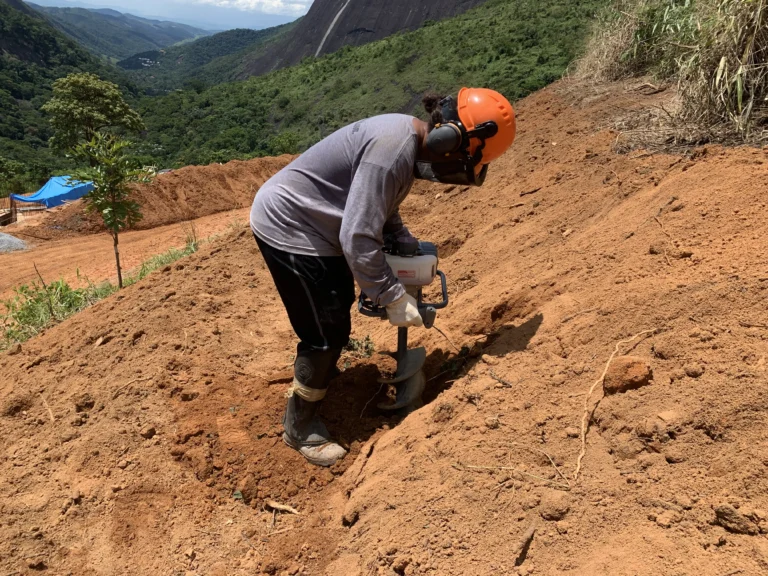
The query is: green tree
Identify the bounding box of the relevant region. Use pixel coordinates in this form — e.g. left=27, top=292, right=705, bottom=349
left=41, top=73, right=145, bottom=154
left=0, top=157, right=25, bottom=180
left=70, top=134, right=154, bottom=288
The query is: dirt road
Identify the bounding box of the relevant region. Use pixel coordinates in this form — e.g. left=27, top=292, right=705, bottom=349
left=0, top=208, right=250, bottom=298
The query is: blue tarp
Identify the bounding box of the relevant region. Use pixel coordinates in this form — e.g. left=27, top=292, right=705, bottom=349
left=10, top=176, right=94, bottom=209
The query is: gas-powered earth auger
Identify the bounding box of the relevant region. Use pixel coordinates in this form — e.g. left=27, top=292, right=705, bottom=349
left=358, top=235, right=449, bottom=413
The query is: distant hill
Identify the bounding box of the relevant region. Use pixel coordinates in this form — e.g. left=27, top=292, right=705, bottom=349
left=26, top=3, right=211, bottom=61
left=137, top=0, right=606, bottom=166
left=244, top=0, right=489, bottom=77
left=0, top=0, right=134, bottom=177
left=117, top=23, right=296, bottom=93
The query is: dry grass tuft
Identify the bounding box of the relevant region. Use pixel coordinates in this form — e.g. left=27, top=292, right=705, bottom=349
left=574, top=0, right=768, bottom=147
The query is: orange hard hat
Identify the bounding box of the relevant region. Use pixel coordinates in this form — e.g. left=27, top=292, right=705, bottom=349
left=457, top=87, right=516, bottom=164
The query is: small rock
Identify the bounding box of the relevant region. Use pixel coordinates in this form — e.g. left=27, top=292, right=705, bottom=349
left=93, top=336, right=104, bottom=348
left=180, top=391, right=199, bottom=402
left=612, top=438, right=645, bottom=460
left=555, top=521, right=570, bottom=534
left=656, top=410, right=681, bottom=425
left=565, top=427, right=580, bottom=439
left=1, top=392, right=34, bottom=417
left=540, top=493, right=570, bottom=521
left=674, top=495, right=694, bottom=510
left=73, top=393, right=95, bottom=413
left=550, top=373, right=567, bottom=387
left=237, top=474, right=259, bottom=504
left=603, top=356, right=653, bottom=395
left=116, top=459, right=129, bottom=470
left=652, top=339, right=677, bottom=360
left=521, top=495, right=541, bottom=511
left=669, top=368, right=686, bottom=382
left=684, top=364, right=705, bottom=378
left=342, top=501, right=361, bottom=527
left=714, top=504, right=759, bottom=535
left=649, top=243, right=665, bottom=255
left=655, top=510, right=682, bottom=528
left=184, top=548, right=196, bottom=560
left=481, top=354, right=499, bottom=366
left=7, top=342, right=21, bottom=355
left=111, top=484, right=123, bottom=493
left=485, top=416, right=500, bottom=430
left=663, top=446, right=687, bottom=464
left=392, top=556, right=410, bottom=573
left=432, top=402, right=454, bottom=423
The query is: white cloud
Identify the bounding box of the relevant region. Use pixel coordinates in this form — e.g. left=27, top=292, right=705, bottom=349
left=191, top=0, right=313, bottom=16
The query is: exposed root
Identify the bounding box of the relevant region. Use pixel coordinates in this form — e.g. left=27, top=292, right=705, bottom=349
left=654, top=216, right=672, bottom=239
left=360, top=382, right=385, bottom=418
left=489, top=371, right=516, bottom=388
left=562, top=307, right=598, bottom=324
left=513, top=522, right=538, bottom=566
left=739, top=321, right=768, bottom=329
left=456, top=462, right=571, bottom=491
left=266, top=526, right=294, bottom=537
left=573, top=329, right=657, bottom=481
left=526, top=446, right=571, bottom=489
left=264, top=500, right=300, bottom=515
left=433, top=324, right=462, bottom=353
left=112, top=376, right=154, bottom=400
left=39, top=394, right=54, bottom=423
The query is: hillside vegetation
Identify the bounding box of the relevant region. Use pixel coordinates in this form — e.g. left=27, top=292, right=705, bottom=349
left=577, top=0, right=768, bottom=144
left=0, top=0, right=132, bottom=184
left=28, top=4, right=210, bottom=61
left=117, top=24, right=297, bottom=93
left=137, top=0, right=606, bottom=166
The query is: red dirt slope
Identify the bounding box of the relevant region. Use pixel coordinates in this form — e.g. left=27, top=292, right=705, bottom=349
left=18, top=154, right=293, bottom=240
left=2, top=80, right=768, bottom=576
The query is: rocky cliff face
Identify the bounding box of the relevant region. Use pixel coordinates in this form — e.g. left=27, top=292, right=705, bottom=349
left=243, top=0, right=487, bottom=77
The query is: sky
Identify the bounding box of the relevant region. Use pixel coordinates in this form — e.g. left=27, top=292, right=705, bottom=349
left=27, top=0, right=313, bottom=30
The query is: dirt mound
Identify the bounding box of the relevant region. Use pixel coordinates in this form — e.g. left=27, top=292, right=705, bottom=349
left=2, top=80, right=768, bottom=576
left=21, top=155, right=293, bottom=240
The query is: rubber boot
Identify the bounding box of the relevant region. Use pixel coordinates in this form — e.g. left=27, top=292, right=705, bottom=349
left=282, top=394, right=346, bottom=467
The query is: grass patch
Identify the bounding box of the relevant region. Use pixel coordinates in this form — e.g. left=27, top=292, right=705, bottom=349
left=576, top=0, right=768, bottom=145
left=344, top=335, right=376, bottom=359
left=1, top=239, right=198, bottom=351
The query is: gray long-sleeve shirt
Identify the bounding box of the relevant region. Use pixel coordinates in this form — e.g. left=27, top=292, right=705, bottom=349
left=250, top=114, right=418, bottom=306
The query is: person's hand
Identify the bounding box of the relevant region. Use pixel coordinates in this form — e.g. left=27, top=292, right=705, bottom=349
left=386, top=293, right=424, bottom=328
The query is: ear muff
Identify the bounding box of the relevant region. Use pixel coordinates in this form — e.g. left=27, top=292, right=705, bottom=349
left=426, top=123, right=463, bottom=155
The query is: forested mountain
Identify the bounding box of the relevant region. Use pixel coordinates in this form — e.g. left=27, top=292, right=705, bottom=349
left=2, top=0, right=607, bottom=180
left=137, top=0, right=606, bottom=166
left=244, top=0, right=489, bottom=77
left=117, top=23, right=296, bottom=93
left=0, top=0, right=134, bottom=178
left=26, top=3, right=211, bottom=61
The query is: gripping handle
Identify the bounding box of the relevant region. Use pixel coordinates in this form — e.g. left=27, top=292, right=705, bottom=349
left=357, top=270, right=449, bottom=328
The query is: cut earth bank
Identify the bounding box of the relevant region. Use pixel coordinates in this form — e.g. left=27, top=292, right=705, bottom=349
left=1, top=80, right=767, bottom=576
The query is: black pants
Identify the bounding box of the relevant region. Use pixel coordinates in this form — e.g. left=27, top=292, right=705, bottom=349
left=256, top=235, right=356, bottom=389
